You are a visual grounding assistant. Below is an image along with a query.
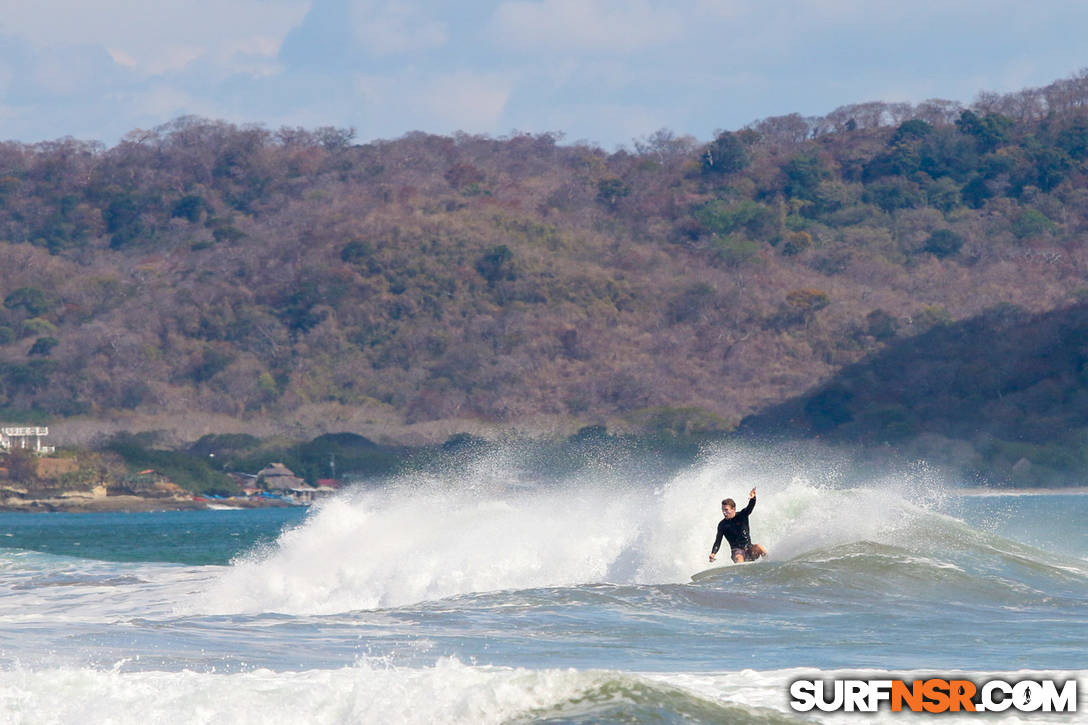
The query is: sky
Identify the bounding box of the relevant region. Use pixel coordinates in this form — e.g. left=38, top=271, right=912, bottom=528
left=1, top=0, right=1087, bottom=150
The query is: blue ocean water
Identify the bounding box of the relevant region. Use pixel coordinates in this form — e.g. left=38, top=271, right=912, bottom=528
left=0, top=445, right=1085, bottom=723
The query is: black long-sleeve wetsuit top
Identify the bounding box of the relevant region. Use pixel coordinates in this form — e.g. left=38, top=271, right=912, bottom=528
left=711, top=497, right=755, bottom=554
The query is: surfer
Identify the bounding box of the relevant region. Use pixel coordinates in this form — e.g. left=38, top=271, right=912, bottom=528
left=709, top=488, right=768, bottom=563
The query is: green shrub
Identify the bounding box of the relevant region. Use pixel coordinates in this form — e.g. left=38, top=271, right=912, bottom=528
left=171, top=194, right=209, bottom=222
left=341, top=241, right=373, bottom=263
left=1012, top=209, right=1054, bottom=239
left=863, top=178, right=924, bottom=212
left=28, top=336, right=59, bottom=356
left=693, top=200, right=776, bottom=237
left=711, top=235, right=761, bottom=267
left=866, top=309, right=899, bottom=339
left=4, top=287, right=55, bottom=317
left=475, top=245, right=515, bottom=285
left=922, top=229, right=965, bottom=258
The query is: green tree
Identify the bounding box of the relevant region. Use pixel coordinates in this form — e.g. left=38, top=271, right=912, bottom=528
left=711, top=235, right=761, bottom=267
left=889, top=119, right=933, bottom=145
left=28, top=336, right=59, bottom=356
left=701, top=131, right=750, bottom=174
left=104, top=191, right=153, bottom=248
left=340, top=241, right=373, bottom=263
left=212, top=224, right=245, bottom=243
left=4, top=287, right=55, bottom=317
left=922, top=229, right=965, bottom=258
left=782, top=154, right=827, bottom=200
left=1012, top=209, right=1055, bottom=239
left=475, top=245, right=516, bottom=285
left=863, top=178, right=924, bottom=212
left=193, top=347, right=234, bottom=383
left=1055, top=117, right=1088, bottom=159
left=693, top=200, right=776, bottom=237
left=862, top=144, right=922, bottom=180
left=862, top=121, right=933, bottom=181
left=955, top=110, right=1014, bottom=153
left=1031, top=147, right=1071, bottom=192
left=866, top=309, right=899, bottom=339
left=925, top=177, right=961, bottom=212
left=596, top=177, right=630, bottom=207
left=171, top=194, right=209, bottom=223
left=960, top=176, right=992, bottom=208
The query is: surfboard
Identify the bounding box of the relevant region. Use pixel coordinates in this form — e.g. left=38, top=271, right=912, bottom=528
left=690, top=562, right=745, bottom=581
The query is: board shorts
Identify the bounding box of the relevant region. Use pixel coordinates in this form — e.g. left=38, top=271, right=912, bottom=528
left=731, top=545, right=759, bottom=561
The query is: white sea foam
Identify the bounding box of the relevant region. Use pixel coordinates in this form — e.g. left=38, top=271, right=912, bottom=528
left=0, top=659, right=592, bottom=725
left=189, top=443, right=961, bottom=615
left=0, top=660, right=1079, bottom=725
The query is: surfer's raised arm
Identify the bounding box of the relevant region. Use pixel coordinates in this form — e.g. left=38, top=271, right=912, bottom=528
left=743, top=488, right=756, bottom=514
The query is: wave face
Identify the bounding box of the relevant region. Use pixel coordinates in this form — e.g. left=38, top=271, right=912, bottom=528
left=192, top=444, right=1086, bottom=615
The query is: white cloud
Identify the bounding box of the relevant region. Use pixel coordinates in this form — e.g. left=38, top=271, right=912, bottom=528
left=106, top=45, right=204, bottom=75
left=422, top=71, right=512, bottom=130
left=131, top=85, right=204, bottom=119
left=491, top=0, right=684, bottom=53
left=348, top=0, right=448, bottom=55
left=104, top=48, right=138, bottom=69
left=0, top=0, right=309, bottom=75
left=355, top=69, right=513, bottom=132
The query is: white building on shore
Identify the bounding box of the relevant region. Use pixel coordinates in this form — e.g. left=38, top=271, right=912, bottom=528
left=0, top=426, right=55, bottom=455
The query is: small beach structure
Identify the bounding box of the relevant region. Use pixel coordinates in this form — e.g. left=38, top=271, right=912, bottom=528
left=257, top=462, right=304, bottom=491
left=255, top=463, right=336, bottom=504
left=0, top=426, right=55, bottom=455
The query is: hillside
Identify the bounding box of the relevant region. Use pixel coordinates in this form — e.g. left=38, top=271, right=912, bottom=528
left=3, top=71, right=1088, bottom=456
left=739, top=302, right=1088, bottom=486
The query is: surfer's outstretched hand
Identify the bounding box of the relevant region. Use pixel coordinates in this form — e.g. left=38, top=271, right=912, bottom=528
left=749, top=487, right=756, bottom=499
left=708, top=553, right=716, bottom=563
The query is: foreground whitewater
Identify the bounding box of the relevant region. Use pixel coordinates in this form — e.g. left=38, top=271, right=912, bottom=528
left=0, top=444, right=1085, bottom=723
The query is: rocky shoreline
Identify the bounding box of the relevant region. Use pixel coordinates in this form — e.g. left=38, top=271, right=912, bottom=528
left=0, top=493, right=295, bottom=513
